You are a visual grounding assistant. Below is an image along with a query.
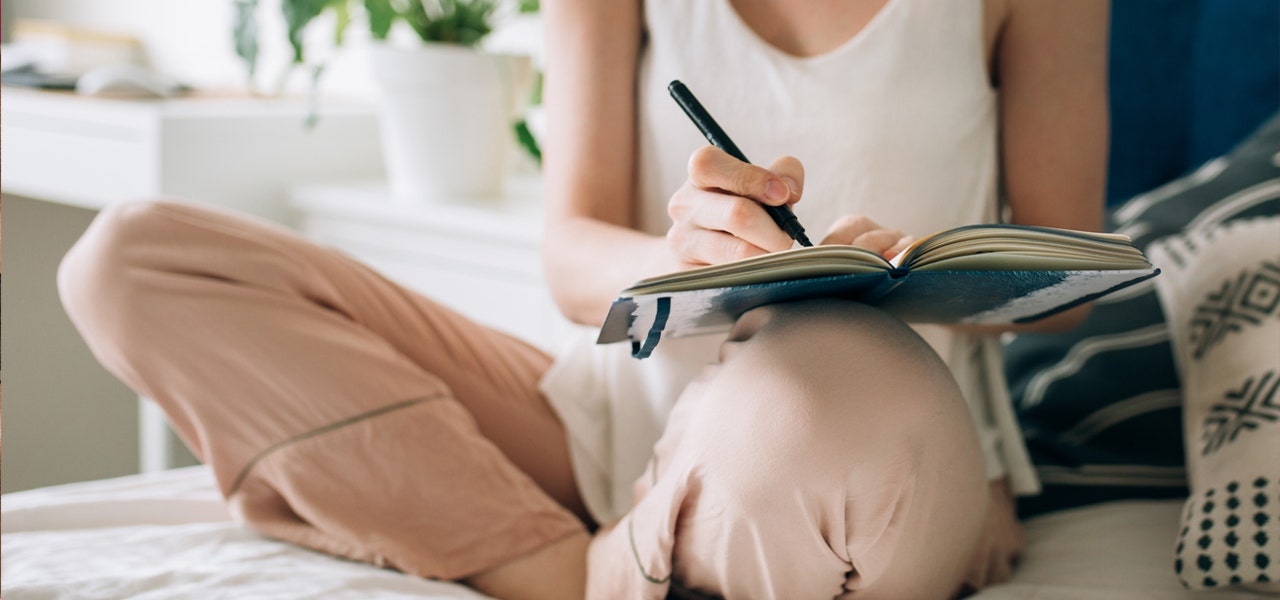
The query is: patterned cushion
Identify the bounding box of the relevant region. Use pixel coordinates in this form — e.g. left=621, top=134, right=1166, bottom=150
left=1005, top=113, right=1280, bottom=518
left=1150, top=216, right=1280, bottom=591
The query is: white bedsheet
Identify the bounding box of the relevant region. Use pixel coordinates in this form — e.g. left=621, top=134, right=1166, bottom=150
left=1, top=467, right=1269, bottom=599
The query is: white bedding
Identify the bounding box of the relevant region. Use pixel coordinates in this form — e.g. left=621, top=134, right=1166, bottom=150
left=1, top=467, right=1270, bottom=599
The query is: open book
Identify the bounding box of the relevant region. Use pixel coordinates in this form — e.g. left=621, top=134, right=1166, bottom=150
left=597, top=224, right=1160, bottom=358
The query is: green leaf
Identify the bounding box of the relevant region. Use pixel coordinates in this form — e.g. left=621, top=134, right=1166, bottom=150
left=331, top=0, right=351, bottom=45
left=514, top=119, right=541, bottom=165
left=232, top=0, right=260, bottom=79
left=304, top=64, right=326, bottom=129
left=365, top=0, right=395, bottom=40
left=517, top=0, right=539, bottom=14
left=402, top=0, right=496, bottom=46
left=282, top=0, right=328, bottom=63
left=401, top=0, right=432, bottom=42
left=528, top=69, right=542, bottom=106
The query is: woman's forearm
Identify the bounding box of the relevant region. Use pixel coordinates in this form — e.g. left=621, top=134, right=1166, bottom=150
left=541, top=0, right=648, bottom=327
left=543, top=216, right=672, bottom=327
left=955, top=0, right=1110, bottom=338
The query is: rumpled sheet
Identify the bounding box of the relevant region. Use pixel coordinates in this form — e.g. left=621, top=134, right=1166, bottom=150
left=1, top=467, right=1266, bottom=599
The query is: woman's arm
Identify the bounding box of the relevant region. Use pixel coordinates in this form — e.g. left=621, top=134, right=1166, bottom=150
left=541, top=0, right=657, bottom=326
left=998, top=0, right=1109, bottom=234
left=963, top=1, right=1110, bottom=591
left=832, top=0, right=1111, bottom=334
left=983, top=0, right=1110, bottom=333
left=542, top=0, right=805, bottom=327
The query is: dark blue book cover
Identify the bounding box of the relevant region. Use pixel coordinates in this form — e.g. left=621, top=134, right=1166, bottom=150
left=593, top=225, right=1167, bottom=355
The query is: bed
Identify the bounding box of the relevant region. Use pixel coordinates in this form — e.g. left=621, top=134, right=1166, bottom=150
left=6, top=143, right=1279, bottom=600
left=0, top=465, right=1265, bottom=600
left=8, top=111, right=1279, bottom=600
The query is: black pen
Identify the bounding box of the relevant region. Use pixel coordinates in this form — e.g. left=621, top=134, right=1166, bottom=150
left=668, top=80, right=813, bottom=247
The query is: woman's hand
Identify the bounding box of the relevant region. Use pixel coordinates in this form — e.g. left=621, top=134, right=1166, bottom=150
left=821, top=215, right=915, bottom=261
left=962, top=477, right=1027, bottom=592
left=665, top=146, right=804, bottom=269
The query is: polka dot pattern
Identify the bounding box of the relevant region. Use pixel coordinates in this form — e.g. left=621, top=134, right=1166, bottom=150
left=1176, top=477, right=1278, bottom=589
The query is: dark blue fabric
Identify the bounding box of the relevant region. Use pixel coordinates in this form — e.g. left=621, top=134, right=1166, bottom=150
left=1009, top=115, right=1280, bottom=519
left=1188, top=1, right=1280, bottom=167
left=1107, top=0, right=1280, bottom=205
left=1108, top=0, right=1199, bottom=205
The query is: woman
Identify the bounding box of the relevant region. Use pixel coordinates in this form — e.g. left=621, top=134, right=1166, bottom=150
left=58, top=0, right=1107, bottom=598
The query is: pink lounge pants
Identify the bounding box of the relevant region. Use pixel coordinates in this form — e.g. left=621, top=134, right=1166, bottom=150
left=59, top=200, right=987, bottom=598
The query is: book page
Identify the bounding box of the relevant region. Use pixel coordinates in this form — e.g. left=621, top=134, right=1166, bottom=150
left=623, top=245, right=890, bottom=295
left=899, top=225, right=1148, bottom=271
left=621, top=224, right=1150, bottom=295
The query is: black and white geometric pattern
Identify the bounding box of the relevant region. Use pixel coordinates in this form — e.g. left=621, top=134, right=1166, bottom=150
left=1189, top=259, right=1280, bottom=360
left=1005, top=113, right=1280, bottom=519
left=1202, top=369, right=1280, bottom=456
left=1176, top=477, right=1279, bottom=589
left=1157, top=214, right=1280, bottom=592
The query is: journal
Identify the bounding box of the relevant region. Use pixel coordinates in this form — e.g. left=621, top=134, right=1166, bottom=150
left=597, top=224, right=1161, bottom=358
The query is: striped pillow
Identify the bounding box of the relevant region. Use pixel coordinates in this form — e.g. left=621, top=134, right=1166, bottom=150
left=1006, top=114, right=1280, bottom=518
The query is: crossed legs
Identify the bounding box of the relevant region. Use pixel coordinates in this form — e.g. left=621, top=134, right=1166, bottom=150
left=60, top=200, right=986, bottom=599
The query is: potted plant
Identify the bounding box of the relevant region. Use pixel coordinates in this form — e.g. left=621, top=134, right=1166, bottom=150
left=235, top=0, right=535, bottom=204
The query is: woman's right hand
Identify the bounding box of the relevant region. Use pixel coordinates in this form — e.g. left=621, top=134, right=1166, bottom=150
left=664, top=146, right=805, bottom=269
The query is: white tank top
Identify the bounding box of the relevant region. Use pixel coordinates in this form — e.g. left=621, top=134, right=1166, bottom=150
left=540, top=0, right=1038, bottom=524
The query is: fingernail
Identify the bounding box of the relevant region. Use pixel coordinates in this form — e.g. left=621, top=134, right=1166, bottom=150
left=765, top=179, right=788, bottom=202
left=781, top=177, right=800, bottom=198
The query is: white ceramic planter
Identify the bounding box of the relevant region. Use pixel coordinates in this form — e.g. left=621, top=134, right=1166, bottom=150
left=368, top=42, right=531, bottom=204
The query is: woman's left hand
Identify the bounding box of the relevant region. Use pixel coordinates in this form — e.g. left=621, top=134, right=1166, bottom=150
left=963, top=477, right=1027, bottom=591
left=820, top=214, right=915, bottom=260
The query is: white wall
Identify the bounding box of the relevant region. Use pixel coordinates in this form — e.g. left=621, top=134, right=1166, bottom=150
left=1, top=0, right=544, bottom=492
left=4, top=0, right=379, bottom=98
left=1, top=196, right=142, bottom=494
left=3, top=0, right=541, bottom=99
left=0, top=0, right=377, bottom=491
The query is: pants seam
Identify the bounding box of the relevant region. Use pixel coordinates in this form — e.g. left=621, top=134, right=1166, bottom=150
left=227, top=393, right=449, bottom=496
left=629, top=514, right=671, bottom=584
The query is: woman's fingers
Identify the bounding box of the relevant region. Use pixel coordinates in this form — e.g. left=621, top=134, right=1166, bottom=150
left=687, top=146, right=796, bottom=206
left=821, top=214, right=883, bottom=246
left=986, top=547, right=1013, bottom=586
left=686, top=192, right=794, bottom=253
left=821, top=214, right=912, bottom=258
left=666, top=222, right=771, bottom=266
left=765, top=155, right=804, bottom=205
left=666, top=147, right=807, bottom=267
left=667, top=178, right=797, bottom=264
left=886, top=235, right=917, bottom=261
left=964, top=543, right=992, bottom=590
left=972, top=477, right=1025, bottom=589
left=852, top=230, right=909, bottom=259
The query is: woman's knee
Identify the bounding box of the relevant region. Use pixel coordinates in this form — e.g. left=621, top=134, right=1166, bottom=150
left=58, top=200, right=187, bottom=341
left=664, top=302, right=987, bottom=596
left=695, top=299, right=988, bottom=528
left=708, top=300, right=980, bottom=457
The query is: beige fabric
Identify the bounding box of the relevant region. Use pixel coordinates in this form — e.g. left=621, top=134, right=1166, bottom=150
left=58, top=200, right=586, bottom=580
left=588, top=300, right=989, bottom=599
left=60, top=201, right=989, bottom=597
left=1150, top=217, right=1280, bottom=592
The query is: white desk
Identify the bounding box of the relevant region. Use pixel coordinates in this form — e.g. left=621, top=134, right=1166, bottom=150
left=2, top=87, right=386, bottom=477
left=1, top=87, right=384, bottom=225
left=290, top=178, right=569, bottom=349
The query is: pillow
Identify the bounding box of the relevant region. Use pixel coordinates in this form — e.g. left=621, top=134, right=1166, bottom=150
left=1005, top=113, right=1280, bottom=518
left=1150, top=217, right=1279, bottom=592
